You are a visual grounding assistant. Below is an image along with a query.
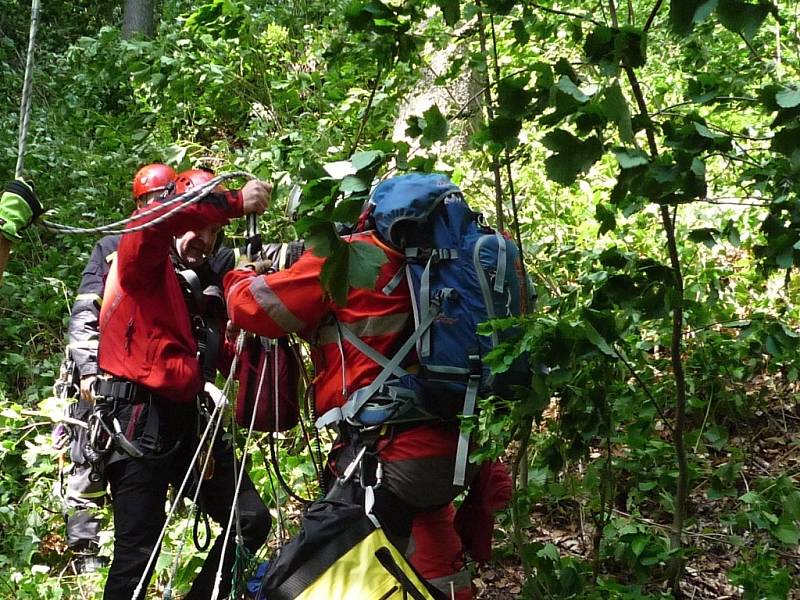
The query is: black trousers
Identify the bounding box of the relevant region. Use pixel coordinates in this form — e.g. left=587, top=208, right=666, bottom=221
left=103, top=403, right=270, bottom=600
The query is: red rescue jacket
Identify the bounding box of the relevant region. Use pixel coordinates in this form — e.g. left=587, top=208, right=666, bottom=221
left=223, top=232, right=459, bottom=462
left=98, top=192, right=243, bottom=402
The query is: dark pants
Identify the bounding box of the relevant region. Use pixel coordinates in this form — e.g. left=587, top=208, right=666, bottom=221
left=103, top=403, right=270, bottom=600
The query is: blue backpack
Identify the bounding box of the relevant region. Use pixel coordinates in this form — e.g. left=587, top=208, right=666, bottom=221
left=316, top=173, right=531, bottom=485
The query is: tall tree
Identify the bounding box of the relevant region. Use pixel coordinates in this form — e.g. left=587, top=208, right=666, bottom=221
left=122, top=0, right=154, bottom=39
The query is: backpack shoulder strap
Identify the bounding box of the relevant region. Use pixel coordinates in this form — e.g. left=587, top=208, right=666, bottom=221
left=315, top=299, right=444, bottom=429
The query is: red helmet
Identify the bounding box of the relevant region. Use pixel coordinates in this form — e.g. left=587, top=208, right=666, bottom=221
left=174, top=168, right=224, bottom=195
left=132, top=163, right=177, bottom=201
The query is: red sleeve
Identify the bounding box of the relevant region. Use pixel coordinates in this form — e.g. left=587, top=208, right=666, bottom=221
left=224, top=251, right=332, bottom=339
left=117, top=191, right=243, bottom=290
left=216, top=334, right=236, bottom=377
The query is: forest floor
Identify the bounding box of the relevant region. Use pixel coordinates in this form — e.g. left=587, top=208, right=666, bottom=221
left=473, top=380, right=800, bottom=599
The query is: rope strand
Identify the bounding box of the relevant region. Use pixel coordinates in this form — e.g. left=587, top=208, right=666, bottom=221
left=16, top=0, right=40, bottom=179
left=210, top=336, right=272, bottom=600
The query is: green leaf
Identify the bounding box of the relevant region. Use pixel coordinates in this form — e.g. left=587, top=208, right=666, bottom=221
left=511, top=19, right=530, bottom=45
left=615, top=26, right=647, bottom=69
left=693, top=122, right=727, bottom=140
left=436, top=0, right=460, bottom=26
left=776, top=87, right=800, bottom=109
left=771, top=126, right=800, bottom=158
left=688, top=227, right=719, bottom=247
left=613, top=148, right=649, bottom=169
left=350, top=150, right=384, bottom=171
left=583, top=25, right=616, bottom=71
left=483, top=0, right=515, bottom=15
left=555, top=75, right=590, bottom=103
left=486, top=115, right=522, bottom=147
left=602, top=83, right=634, bottom=143
left=340, top=174, right=369, bottom=193
left=669, top=0, right=718, bottom=36
left=331, top=197, right=365, bottom=224
left=583, top=321, right=615, bottom=356
left=716, top=0, right=771, bottom=42
left=536, top=543, right=561, bottom=562
left=347, top=241, right=386, bottom=290
left=306, top=223, right=341, bottom=258
left=631, top=535, right=648, bottom=557
left=596, top=203, right=617, bottom=235
left=497, top=77, right=534, bottom=118
left=773, top=517, right=800, bottom=545
left=319, top=244, right=350, bottom=306
left=421, top=104, right=449, bottom=146
left=543, top=130, right=604, bottom=185
left=739, top=491, right=762, bottom=504
left=405, top=115, right=423, bottom=138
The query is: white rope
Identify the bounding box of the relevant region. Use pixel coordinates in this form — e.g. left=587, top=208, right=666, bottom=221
left=210, top=335, right=272, bottom=600
left=40, top=172, right=256, bottom=235
left=130, top=339, right=245, bottom=600
left=160, top=386, right=227, bottom=600
left=16, top=0, right=40, bottom=179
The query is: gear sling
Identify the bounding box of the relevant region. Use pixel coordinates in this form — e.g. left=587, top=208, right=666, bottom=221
left=316, top=173, right=531, bottom=485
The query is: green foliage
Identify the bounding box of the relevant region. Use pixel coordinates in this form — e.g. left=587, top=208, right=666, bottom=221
left=2, top=0, right=800, bottom=596
left=728, top=547, right=793, bottom=600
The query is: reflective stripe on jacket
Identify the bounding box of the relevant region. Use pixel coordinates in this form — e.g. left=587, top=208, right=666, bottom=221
left=98, top=191, right=243, bottom=402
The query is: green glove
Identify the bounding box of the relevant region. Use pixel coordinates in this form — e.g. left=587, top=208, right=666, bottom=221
left=0, top=179, right=42, bottom=241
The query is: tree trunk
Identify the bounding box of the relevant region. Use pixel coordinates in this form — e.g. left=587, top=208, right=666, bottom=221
left=122, top=0, right=155, bottom=39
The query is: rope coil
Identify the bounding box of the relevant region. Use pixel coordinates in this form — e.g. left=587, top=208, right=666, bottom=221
left=41, top=171, right=256, bottom=235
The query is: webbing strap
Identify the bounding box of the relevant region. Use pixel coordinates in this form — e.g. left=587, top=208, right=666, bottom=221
left=316, top=304, right=440, bottom=429
left=453, top=373, right=480, bottom=487
left=420, top=253, right=434, bottom=358
left=494, top=232, right=507, bottom=293
left=177, top=269, right=203, bottom=310
left=337, top=324, right=410, bottom=379
left=382, top=266, right=405, bottom=295
left=76, top=292, right=102, bottom=305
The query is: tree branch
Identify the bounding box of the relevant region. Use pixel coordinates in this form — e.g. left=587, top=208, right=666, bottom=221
left=623, top=58, right=690, bottom=596
left=643, top=0, right=664, bottom=32
left=476, top=2, right=506, bottom=231
left=529, top=2, right=603, bottom=26
left=612, top=345, right=674, bottom=432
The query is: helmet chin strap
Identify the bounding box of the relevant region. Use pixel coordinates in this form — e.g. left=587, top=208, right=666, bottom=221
left=172, top=238, right=208, bottom=269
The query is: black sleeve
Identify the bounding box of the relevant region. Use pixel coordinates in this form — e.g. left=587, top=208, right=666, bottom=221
left=66, top=235, right=120, bottom=377
left=208, top=245, right=235, bottom=282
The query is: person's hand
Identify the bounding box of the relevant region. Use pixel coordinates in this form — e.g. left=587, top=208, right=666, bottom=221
left=79, top=375, right=97, bottom=403
left=0, top=179, right=43, bottom=241
left=235, top=254, right=273, bottom=274
left=241, top=180, right=271, bottom=216
left=225, top=319, right=241, bottom=342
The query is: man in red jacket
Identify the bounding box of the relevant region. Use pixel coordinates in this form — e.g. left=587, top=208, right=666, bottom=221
left=60, top=163, right=177, bottom=574
left=97, top=176, right=271, bottom=600
left=224, top=229, right=474, bottom=599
